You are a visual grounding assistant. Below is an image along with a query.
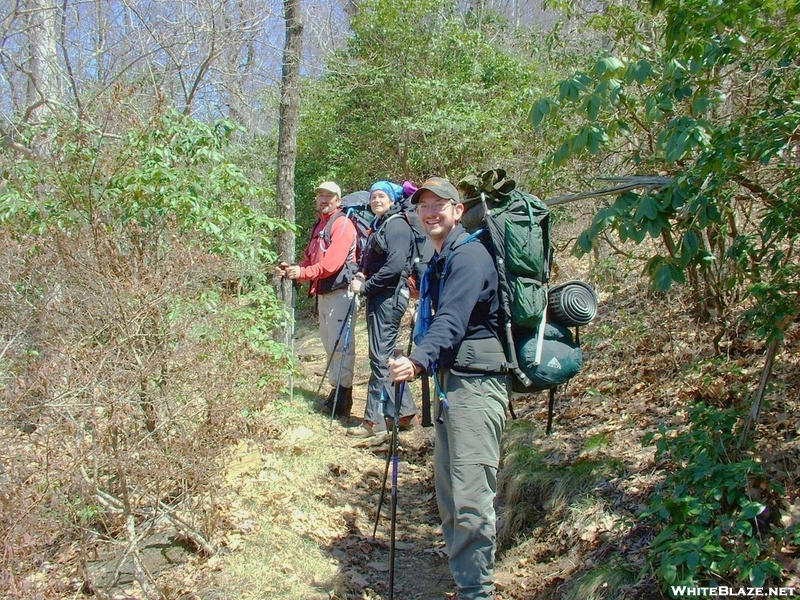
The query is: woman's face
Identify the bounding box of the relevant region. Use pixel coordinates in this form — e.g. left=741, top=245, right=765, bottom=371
left=370, top=190, right=392, bottom=217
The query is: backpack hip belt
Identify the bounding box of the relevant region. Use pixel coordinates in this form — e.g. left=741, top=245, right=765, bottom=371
left=451, top=337, right=509, bottom=375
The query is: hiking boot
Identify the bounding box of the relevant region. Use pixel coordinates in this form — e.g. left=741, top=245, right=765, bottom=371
left=316, top=388, right=336, bottom=413
left=346, top=421, right=386, bottom=438
left=386, top=414, right=418, bottom=432
left=321, top=386, right=352, bottom=417
left=399, top=414, right=418, bottom=431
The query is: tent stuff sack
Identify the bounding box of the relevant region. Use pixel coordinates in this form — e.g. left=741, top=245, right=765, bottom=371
left=547, top=280, right=598, bottom=327
left=516, top=322, right=583, bottom=391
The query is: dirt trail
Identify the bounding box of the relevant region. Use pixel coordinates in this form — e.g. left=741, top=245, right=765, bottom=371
left=291, top=310, right=457, bottom=599
left=190, top=303, right=473, bottom=600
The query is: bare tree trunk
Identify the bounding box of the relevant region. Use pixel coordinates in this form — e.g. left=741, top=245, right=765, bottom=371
left=25, top=0, right=61, bottom=121
left=277, top=0, right=303, bottom=225
left=276, top=0, right=302, bottom=317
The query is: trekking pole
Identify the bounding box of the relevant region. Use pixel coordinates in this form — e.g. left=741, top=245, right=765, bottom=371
left=279, top=276, right=296, bottom=403
left=312, top=297, right=355, bottom=406
left=289, top=282, right=297, bottom=403
left=388, top=381, right=403, bottom=600
left=372, top=315, right=418, bottom=538
left=329, top=295, right=357, bottom=427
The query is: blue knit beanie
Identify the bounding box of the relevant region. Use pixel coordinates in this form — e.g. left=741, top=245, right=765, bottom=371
left=370, top=180, right=402, bottom=203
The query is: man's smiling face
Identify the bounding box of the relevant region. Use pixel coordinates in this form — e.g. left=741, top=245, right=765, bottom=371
left=415, top=190, right=464, bottom=249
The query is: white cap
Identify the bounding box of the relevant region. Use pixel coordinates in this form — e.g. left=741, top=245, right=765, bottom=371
left=314, top=181, right=341, bottom=197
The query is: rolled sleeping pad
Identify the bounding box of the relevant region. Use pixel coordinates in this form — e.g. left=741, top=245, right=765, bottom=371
left=547, top=280, right=598, bottom=327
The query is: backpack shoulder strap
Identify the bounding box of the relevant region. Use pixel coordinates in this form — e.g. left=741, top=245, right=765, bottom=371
left=373, top=212, right=402, bottom=233
left=309, top=217, right=322, bottom=242
left=320, top=210, right=346, bottom=245
left=451, top=229, right=484, bottom=250
left=440, top=230, right=485, bottom=293
left=446, top=230, right=484, bottom=269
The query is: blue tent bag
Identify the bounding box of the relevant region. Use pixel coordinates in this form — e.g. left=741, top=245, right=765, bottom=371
left=516, top=322, right=582, bottom=391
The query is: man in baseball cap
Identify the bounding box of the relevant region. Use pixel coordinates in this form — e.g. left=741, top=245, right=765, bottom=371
left=276, top=180, right=358, bottom=417
left=391, top=175, right=509, bottom=600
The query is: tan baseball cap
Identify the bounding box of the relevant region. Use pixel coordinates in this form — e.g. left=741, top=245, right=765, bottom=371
left=314, top=181, right=342, bottom=197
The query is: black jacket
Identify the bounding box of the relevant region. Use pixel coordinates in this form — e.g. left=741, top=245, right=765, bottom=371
left=409, top=224, right=500, bottom=371
left=360, top=203, right=414, bottom=296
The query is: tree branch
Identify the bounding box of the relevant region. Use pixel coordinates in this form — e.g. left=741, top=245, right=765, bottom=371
left=545, top=176, right=672, bottom=206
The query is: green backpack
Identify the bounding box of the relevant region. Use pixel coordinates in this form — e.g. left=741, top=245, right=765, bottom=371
left=457, top=169, right=552, bottom=387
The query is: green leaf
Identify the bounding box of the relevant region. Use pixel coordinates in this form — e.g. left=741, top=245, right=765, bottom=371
left=554, top=140, right=571, bottom=166
left=654, top=263, right=674, bottom=291
left=692, top=95, right=711, bottom=115
left=661, top=561, right=678, bottom=584
left=575, top=230, right=594, bottom=255
left=686, top=550, right=700, bottom=572
left=558, top=79, right=576, bottom=102
left=587, top=126, right=608, bottom=153
left=616, top=119, right=633, bottom=137
left=573, top=127, right=588, bottom=152
left=665, top=132, right=688, bottom=163
left=681, top=230, right=700, bottom=264
left=634, top=196, right=660, bottom=222
left=627, top=59, right=654, bottom=84
left=594, top=56, right=624, bottom=79
left=749, top=564, right=766, bottom=588
left=531, top=98, right=555, bottom=127
left=668, top=263, right=686, bottom=285
left=739, top=502, right=766, bottom=520
left=587, top=94, right=602, bottom=120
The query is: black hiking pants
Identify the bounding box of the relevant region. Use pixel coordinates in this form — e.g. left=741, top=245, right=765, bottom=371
left=364, top=287, right=415, bottom=428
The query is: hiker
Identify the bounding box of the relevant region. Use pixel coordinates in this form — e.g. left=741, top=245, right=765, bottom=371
left=389, top=177, right=510, bottom=600
left=276, top=181, right=358, bottom=416
left=347, top=180, right=417, bottom=439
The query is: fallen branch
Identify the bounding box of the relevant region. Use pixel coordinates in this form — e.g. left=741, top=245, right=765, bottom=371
left=126, top=514, right=165, bottom=600
left=155, top=500, right=216, bottom=556
left=81, top=468, right=217, bottom=557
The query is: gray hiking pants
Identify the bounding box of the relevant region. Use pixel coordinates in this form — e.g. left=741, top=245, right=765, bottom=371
left=434, top=369, right=509, bottom=600
left=318, top=288, right=356, bottom=388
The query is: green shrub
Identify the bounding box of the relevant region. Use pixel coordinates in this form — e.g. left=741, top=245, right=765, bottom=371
left=642, top=403, right=783, bottom=592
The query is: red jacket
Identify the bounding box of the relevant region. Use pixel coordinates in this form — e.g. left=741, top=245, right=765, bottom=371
left=299, top=211, right=357, bottom=295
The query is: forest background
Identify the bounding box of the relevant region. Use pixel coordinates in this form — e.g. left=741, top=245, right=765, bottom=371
left=1, top=0, right=799, bottom=598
